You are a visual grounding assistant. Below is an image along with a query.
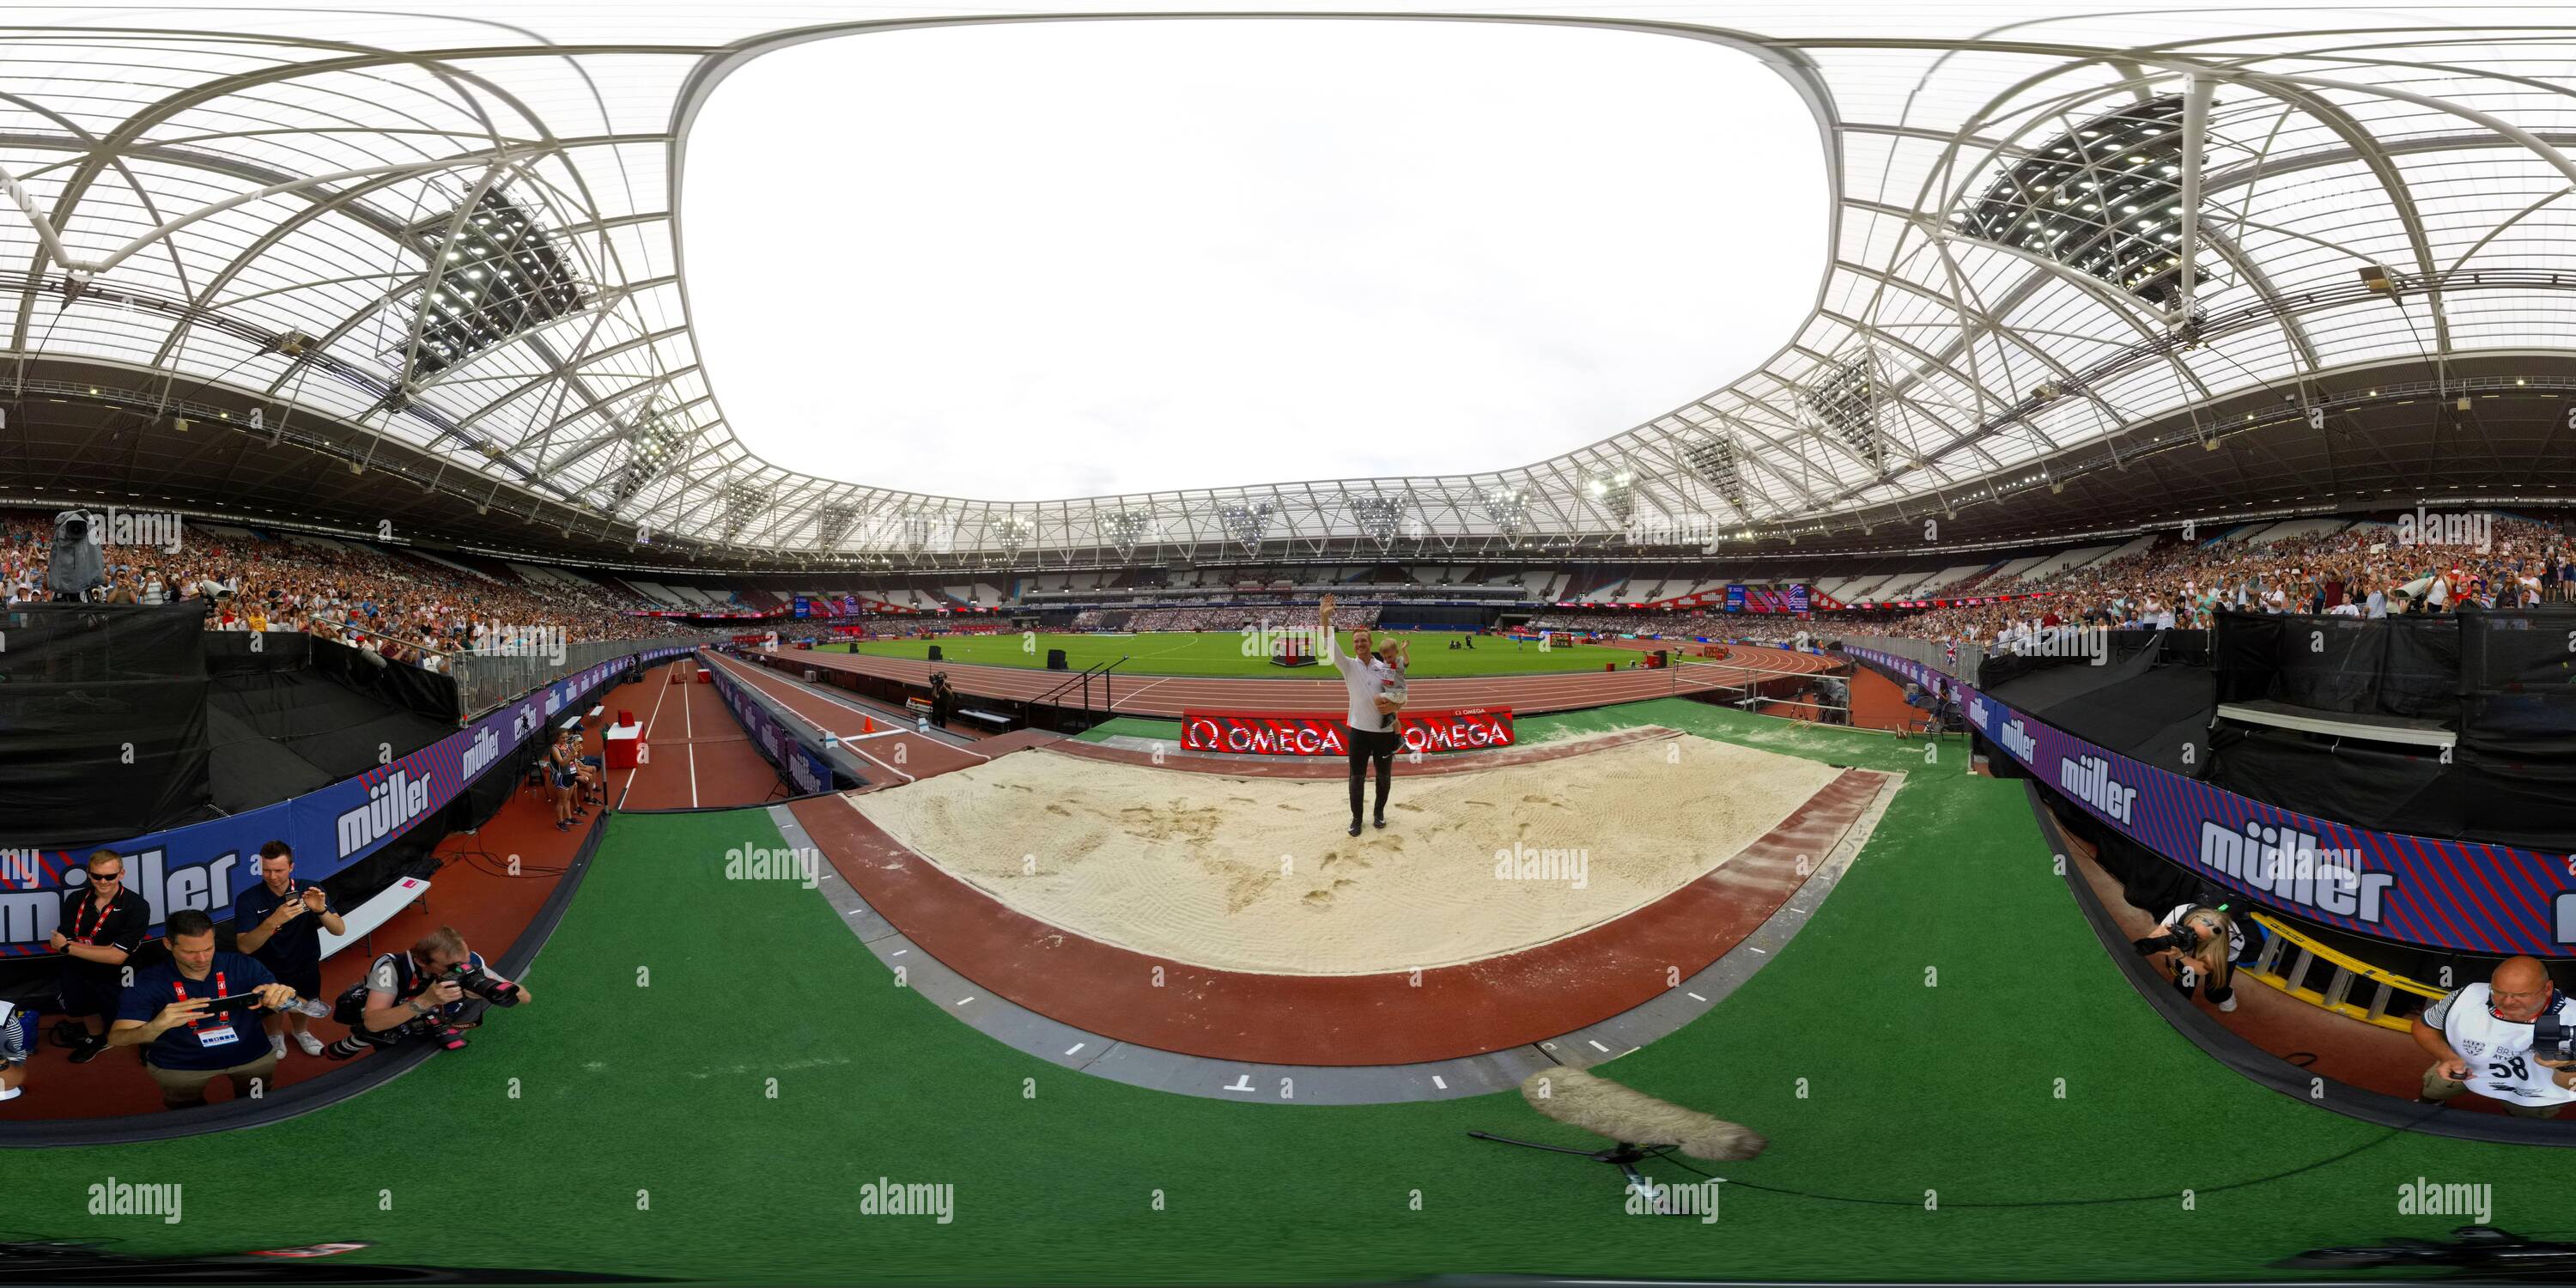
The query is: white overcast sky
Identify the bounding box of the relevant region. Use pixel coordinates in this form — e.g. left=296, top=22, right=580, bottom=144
left=683, top=18, right=1826, bottom=502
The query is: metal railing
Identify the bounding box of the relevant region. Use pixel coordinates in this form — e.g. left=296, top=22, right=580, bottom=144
left=1829, top=634, right=1986, bottom=683
left=452, top=633, right=720, bottom=719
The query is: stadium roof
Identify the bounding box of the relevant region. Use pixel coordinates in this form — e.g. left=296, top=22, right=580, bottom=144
left=6, top=5, right=2575, bottom=563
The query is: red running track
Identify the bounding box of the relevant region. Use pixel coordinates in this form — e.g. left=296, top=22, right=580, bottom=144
left=744, top=641, right=1841, bottom=720
left=702, top=651, right=993, bottom=787
left=610, top=659, right=790, bottom=811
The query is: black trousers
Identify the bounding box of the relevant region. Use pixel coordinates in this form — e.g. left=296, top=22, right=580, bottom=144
left=1346, top=725, right=1397, bottom=821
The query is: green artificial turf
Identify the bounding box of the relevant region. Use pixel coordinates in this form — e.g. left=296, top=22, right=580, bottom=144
left=20, top=703, right=2565, bottom=1282
left=829, top=630, right=1662, bottom=678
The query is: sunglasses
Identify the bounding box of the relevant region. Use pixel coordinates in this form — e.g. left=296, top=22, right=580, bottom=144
left=92, top=872, right=123, bottom=884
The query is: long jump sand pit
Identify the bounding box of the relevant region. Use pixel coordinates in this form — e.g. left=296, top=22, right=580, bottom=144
left=848, top=732, right=1844, bottom=975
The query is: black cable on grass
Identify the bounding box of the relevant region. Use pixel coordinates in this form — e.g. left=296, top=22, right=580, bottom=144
left=1647, top=1100, right=2445, bottom=1210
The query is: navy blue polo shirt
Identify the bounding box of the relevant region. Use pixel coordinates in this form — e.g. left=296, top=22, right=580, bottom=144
left=116, top=951, right=278, bottom=1071
left=234, top=879, right=329, bottom=975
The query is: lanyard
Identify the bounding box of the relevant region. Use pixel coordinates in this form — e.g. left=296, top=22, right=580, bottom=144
left=173, top=971, right=228, bottom=1030
left=70, top=891, right=117, bottom=943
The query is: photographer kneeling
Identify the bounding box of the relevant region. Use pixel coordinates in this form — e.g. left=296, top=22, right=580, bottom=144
left=322, top=926, right=533, bottom=1061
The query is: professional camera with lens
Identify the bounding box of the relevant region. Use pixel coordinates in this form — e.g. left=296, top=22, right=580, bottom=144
left=447, top=962, right=522, bottom=1007
left=2534, top=1014, right=2574, bottom=1065
left=2132, top=921, right=2202, bottom=956
left=416, top=963, right=522, bottom=1051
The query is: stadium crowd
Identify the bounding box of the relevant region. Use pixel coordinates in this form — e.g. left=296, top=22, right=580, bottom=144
left=1072, top=604, right=1383, bottom=631
left=0, top=511, right=687, bottom=669
left=1525, top=515, right=2576, bottom=650
left=1873, top=515, right=2576, bottom=647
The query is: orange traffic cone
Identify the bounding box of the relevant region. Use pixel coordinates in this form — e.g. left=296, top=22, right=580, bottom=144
left=862, top=716, right=874, bottom=734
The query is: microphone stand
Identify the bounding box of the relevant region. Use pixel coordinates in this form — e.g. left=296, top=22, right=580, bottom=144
left=1465, top=1131, right=1687, bottom=1205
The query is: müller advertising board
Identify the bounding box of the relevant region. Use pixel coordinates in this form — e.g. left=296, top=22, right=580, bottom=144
left=1181, top=708, right=1516, bottom=756
left=0, top=644, right=700, bottom=955
left=1842, top=644, right=2576, bottom=955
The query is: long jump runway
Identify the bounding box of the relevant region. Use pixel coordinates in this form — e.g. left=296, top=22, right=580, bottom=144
left=744, top=641, right=1839, bottom=719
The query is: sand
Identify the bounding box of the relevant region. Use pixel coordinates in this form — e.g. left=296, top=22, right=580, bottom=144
left=846, top=732, right=1844, bottom=975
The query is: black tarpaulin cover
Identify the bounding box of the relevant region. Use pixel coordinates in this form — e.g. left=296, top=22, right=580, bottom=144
left=0, top=603, right=213, bottom=843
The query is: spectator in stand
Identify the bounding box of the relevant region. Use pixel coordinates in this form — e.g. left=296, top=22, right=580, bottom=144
left=49, top=849, right=150, bottom=1066
left=233, top=841, right=345, bottom=1060
left=107, top=909, right=306, bottom=1109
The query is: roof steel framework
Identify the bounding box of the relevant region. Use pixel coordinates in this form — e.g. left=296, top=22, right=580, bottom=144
left=3, top=6, right=2573, bottom=562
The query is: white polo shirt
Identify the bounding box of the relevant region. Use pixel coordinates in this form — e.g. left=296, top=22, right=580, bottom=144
left=1327, top=632, right=1395, bottom=733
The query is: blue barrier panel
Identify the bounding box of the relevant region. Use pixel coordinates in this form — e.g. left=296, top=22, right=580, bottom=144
left=0, top=645, right=700, bottom=954
left=1844, top=645, right=2575, bottom=956
left=700, top=650, right=836, bottom=798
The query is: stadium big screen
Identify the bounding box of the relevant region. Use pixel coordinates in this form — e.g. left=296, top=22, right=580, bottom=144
left=1725, top=583, right=1810, bottom=613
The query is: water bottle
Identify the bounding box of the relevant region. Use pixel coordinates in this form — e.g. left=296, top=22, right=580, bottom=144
left=292, top=996, right=333, bottom=1019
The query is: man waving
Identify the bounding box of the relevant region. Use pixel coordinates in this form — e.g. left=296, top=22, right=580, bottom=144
left=1321, top=593, right=1404, bottom=837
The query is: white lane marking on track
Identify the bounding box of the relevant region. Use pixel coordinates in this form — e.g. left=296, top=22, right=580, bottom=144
left=1587, top=1039, right=1610, bottom=1053
left=1066, top=1042, right=1085, bottom=1056
left=726, top=659, right=959, bottom=771
left=1431, top=1075, right=1447, bottom=1090
left=1222, top=1074, right=1255, bottom=1092
left=711, top=655, right=918, bottom=782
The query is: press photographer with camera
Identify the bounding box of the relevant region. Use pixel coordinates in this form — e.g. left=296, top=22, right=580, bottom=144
left=106, top=910, right=307, bottom=1109
left=2132, top=903, right=2244, bottom=1012
left=322, top=926, right=532, bottom=1060
left=2410, top=956, right=2576, bottom=1119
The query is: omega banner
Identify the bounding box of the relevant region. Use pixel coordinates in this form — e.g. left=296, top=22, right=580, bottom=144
left=1841, top=645, right=2576, bottom=955
left=0, top=644, right=699, bottom=956
left=1182, top=708, right=1516, bottom=756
